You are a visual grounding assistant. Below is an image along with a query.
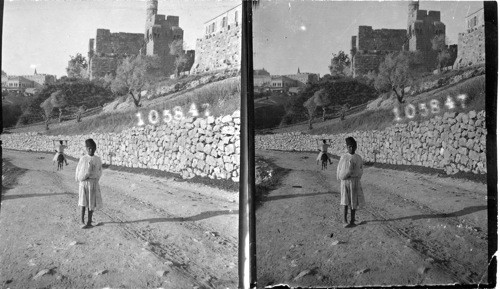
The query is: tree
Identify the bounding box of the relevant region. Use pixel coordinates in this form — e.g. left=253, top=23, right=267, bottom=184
left=110, top=55, right=162, bottom=108
left=67, top=53, right=88, bottom=79
left=40, top=90, right=68, bottom=129
left=303, top=96, right=317, bottom=130
left=302, top=88, right=336, bottom=128
left=169, top=40, right=188, bottom=78
left=329, top=51, right=351, bottom=78
left=374, top=51, right=420, bottom=104
left=431, top=35, right=452, bottom=72
left=76, top=105, right=86, bottom=123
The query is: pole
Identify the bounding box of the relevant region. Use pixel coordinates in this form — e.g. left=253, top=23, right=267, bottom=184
left=239, top=1, right=256, bottom=288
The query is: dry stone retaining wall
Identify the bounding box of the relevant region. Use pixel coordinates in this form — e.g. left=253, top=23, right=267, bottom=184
left=190, top=25, right=241, bottom=74
left=256, top=110, right=487, bottom=175
left=2, top=111, right=241, bottom=182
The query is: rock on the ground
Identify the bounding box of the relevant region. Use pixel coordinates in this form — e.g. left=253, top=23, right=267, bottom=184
left=418, top=267, right=429, bottom=275
left=330, top=240, right=339, bottom=246
left=293, top=269, right=312, bottom=281
left=355, top=268, right=370, bottom=275
left=33, top=268, right=54, bottom=279
left=94, top=269, right=108, bottom=276
left=156, top=270, right=168, bottom=277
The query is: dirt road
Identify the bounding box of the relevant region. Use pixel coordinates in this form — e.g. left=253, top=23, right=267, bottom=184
left=256, top=149, right=489, bottom=288
left=1, top=150, right=238, bottom=289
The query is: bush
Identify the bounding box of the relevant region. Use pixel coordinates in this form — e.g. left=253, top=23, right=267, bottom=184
left=18, top=78, right=114, bottom=126
left=2, top=103, right=23, bottom=128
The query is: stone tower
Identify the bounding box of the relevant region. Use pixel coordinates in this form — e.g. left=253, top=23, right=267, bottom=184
left=407, top=0, right=419, bottom=30
left=405, top=0, right=445, bottom=70
left=146, top=0, right=158, bottom=32
left=143, top=0, right=189, bottom=76
left=405, top=0, right=445, bottom=52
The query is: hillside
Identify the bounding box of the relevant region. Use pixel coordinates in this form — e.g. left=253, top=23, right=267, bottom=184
left=6, top=71, right=240, bottom=136
left=259, top=65, right=485, bottom=136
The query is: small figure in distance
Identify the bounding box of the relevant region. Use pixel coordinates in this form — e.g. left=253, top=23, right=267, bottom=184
left=53, top=140, right=69, bottom=166
left=336, top=137, right=365, bottom=228
left=75, top=139, right=103, bottom=229
left=316, top=139, right=333, bottom=167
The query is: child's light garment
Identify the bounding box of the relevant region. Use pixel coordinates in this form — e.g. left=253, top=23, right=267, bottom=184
left=75, top=155, right=103, bottom=210
left=57, top=144, right=66, bottom=153
left=317, top=143, right=331, bottom=162
left=53, top=144, right=67, bottom=162
left=337, top=153, right=365, bottom=209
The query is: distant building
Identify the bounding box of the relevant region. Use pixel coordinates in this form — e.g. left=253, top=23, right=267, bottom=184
left=191, top=4, right=242, bottom=74
left=5, top=76, right=35, bottom=93
left=20, top=69, right=56, bottom=88
left=254, top=68, right=271, bottom=88
left=283, top=68, right=319, bottom=86
left=254, top=68, right=318, bottom=94
left=203, top=4, right=241, bottom=37
left=2, top=70, right=55, bottom=93
left=269, top=75, right=299, bottom=93
left=454, top=7, right=485, bottom=68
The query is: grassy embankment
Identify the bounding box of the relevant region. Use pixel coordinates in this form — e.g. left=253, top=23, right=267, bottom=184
left=9, top=77, right=240, bottom=136
left=306, top=74, right=485, bottom=135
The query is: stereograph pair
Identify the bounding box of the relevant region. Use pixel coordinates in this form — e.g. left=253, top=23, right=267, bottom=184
left=0, top=1, right=496, bottom=289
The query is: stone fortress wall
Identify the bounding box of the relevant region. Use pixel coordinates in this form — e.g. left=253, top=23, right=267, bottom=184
left=350, top=1, right=486, bottom=77
left=190, top=4, right=242, bottom=74
left=2, top=111, right=241, bottom=182
left=350, top=27, right=407, bottom=77
left=256, top=111, right=487, bottom=175
left=88, top=0, right=194, bottom=80
left=88, top=30, right=144, bottom=79
left=454, top=8, right=485, bottom=69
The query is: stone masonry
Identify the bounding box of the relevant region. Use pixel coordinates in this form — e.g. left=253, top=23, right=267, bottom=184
left=88, top=29, right=144, bottom=79
left=1, top=111, right=241, bottom=182
left=256, top=110, right=487, bottom=175
left=454, top=8, right=485, bottom=68
left=87, top=0, right=194, bottom=80
left=190, top=4, right=242, bottom=74
left=351, top=26, right=407, bottom=77
left=351, top=1, right=449, bottom=77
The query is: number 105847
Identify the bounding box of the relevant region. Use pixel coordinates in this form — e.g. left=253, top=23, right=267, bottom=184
left=393, top=94, right=467, bottom=121
left=135, top=103, right=211, bottom=126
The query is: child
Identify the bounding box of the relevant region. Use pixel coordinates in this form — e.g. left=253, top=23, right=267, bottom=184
left=75, top=139, right=103, bottom=229
left=336, top=137, right=364, bottom=228
left=316, top=139, right=333, bottom=165
left=53, top=140, right=69, bottom=166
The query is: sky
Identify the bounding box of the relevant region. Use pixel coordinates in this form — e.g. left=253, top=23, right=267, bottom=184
left=1, top=0, right=240, bottom=78
left=253, top=1, right=484, bottom=76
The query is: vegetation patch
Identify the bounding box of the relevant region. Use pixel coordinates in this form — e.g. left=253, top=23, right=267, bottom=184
left=255, top=156, right=291, bottom=207
left=1, top=158, right=28, bottom=193
left=305, top=74, right=485, bottom=135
